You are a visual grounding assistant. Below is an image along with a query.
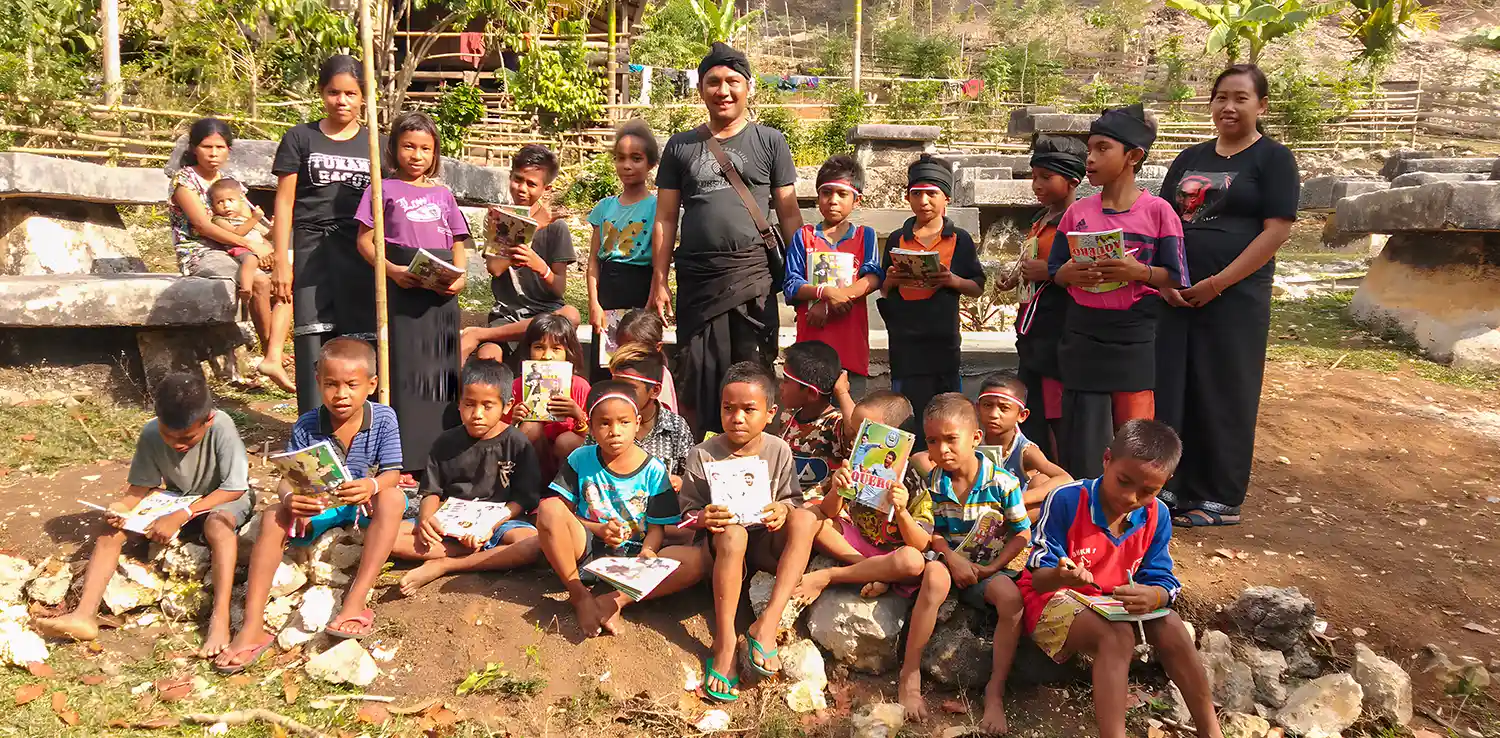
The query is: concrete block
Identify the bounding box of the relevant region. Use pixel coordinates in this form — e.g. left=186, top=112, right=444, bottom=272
left=1005, top=106, right=1057, bottom=136
left=1031, top=114, right=1094, bottom=135
left=847, top=124, right=941, bottom=144
left=0, top=152, right=168, bottom=206
left=1335, top=182, right=1500, bottom=233
left=438, top=157, right=513, bottom=205
left=1391, top=172, right=1489, bottom=188
left=1300, top=176, right=1389, bottom=212
left=1379, top=149, right=1445, bottom=180
left=955, top=179, right=1037, bottom=207
left=165, top=137, right=279, bottom=190
left=0, top=199, right=144, bottom=275
left=804, top=207, right=979, bottom=240
left=0, top=274, right=238, bottom=327
left=1390, top=157, right=1498, bottom=177
left=941, top=153, right=1031, bottom=173
left=1078, top=178, right=1164, bottom=199
left=1491, top=158, right=1500, bottom=181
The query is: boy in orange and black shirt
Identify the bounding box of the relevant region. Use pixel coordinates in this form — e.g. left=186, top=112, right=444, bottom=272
left=877, top=155, right=986, bottom=427
left=998, top=135, right=1087, bottom=455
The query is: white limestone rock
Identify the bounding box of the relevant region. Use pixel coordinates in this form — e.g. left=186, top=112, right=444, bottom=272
left=1274, top=673, right=1363, bottom=738
left=25, top=557, right=74, bottom=606
left=305, top=639, right=379, bottom=687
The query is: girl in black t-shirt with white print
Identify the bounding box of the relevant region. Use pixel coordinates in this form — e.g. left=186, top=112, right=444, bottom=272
left=271, top=54, right=379, bottom=414
left=1156, top=64, right=1300, bottom=527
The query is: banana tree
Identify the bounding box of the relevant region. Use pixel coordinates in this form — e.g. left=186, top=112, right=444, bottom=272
left=1344, top=0, right=1437, bottom=67
left=1167, top=0, right=1345, bottom=64
left=688, top=0, right=762, bottom=45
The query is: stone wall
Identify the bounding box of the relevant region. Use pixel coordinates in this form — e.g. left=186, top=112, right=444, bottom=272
left=0, top=199, right=144, bottom=276
left=1351, top=232, right=1500, bottom=370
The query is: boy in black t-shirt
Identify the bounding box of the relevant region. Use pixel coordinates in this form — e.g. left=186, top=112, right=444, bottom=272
left=460, top=144, right=580, bottom=360
left=391, top=358, right=543, bottom=595
left=877, top=156, right=986, bottom=426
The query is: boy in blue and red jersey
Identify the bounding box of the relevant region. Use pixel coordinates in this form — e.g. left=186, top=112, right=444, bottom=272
left=1019, top=419, right=1222, bottom=738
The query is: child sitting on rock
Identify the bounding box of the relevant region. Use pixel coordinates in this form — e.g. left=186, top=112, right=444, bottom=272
left=1020, top=420, right=1222, bottom=738
left=35, top=372, right=252, bottom=660
left=772, top=339, right=855, bottom=498
left=976, top=371, right=1072, bottom=518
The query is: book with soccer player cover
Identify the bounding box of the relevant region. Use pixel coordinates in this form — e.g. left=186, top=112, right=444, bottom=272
left=1065, top=589, right=1170, bottom=622
left=954, top=509, right=1013, bottom=567
left=77, top=492, right=199, bottom=537
left=517, top=360, right=572, bottom=422
left=483, top=205, right=538, bottom=261
left=890, top=249, right=942, bottom=282
left=432, top=498, right=512, bottom=540
left=839, top=419, right=915, bottom=514
left=809, top=251, right=856, bottom=289
left=706, top=456, right=772, bottom=525
left=1066, top=228, right=1127, bottom=294
left=270, top=440, right=350, bottom=504
left=406, top=248, right=464, bottom=291
left=583, top=556, right=682, bottom=601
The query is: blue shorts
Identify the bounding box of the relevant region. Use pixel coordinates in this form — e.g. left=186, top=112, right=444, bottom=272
left=957, top=570, right=1021, bottom=610
left=291, top=496, right=420, bottom=546
left=481, top=519, right=537, bottom=550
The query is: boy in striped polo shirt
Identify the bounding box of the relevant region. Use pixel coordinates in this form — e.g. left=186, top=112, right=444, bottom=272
left=902, top=394, right=1030, bottom=732
left=1020, top=420, right=1221, bottom=738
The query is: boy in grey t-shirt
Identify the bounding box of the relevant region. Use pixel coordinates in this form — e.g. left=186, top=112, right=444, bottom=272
left=35, top=373, right=252, bottom=660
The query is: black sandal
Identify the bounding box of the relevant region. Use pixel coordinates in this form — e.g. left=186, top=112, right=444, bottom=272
left=1171, top=508, right=1242, bottom=527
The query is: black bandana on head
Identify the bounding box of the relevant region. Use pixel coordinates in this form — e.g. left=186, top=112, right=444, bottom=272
left=1089, top=103, right=1156, bottom=154
left=906, top=156, right=952, bottom=198
left=1030, top=135, right=1087, bottom=182
left=698, top=42, right=752, bottom=83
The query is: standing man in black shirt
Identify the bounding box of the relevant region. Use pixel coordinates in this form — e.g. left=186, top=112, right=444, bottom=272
left=647, top=43, right=803, bottom=435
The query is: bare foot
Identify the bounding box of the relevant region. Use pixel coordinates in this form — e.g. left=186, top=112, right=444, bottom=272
left=569, top=591, right=603, bottom=637
left=595, top=593, right=624, bottom=635
left=789, top=569, right=832, bottom=608
left=33, top=613, right=99, bottom=641
left=860, top=581, right=890, bottom=598
left=214, top=629, right=274, bottom=671
left=979, top=684, right=1009, bottom=734
left=197, top=616, right=232, bottom=658
left=898, top=668, right=927, bottom=721
left=399, top=561, right=449, bottom=597
left=257, top=359, right=296, bottom=393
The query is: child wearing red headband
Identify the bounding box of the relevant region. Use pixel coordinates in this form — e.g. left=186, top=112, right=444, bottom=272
left=773, top=340, right=854, bottom=500
left=783, top=155, right=881, bottom=398
left=977, top=371, right=1072, bottom=520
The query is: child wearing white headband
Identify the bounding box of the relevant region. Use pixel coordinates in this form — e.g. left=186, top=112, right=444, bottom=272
left=977, top=371, right=1072, bottom=520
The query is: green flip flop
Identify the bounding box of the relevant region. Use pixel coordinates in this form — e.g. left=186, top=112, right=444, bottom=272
left=742, top=634, right=780, bottom=679
left=703, top=657, right=740, bottom=702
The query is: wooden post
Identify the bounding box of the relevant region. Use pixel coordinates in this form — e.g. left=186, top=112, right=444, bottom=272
left=100, top=0, right=122, bottom=106
left=607, top=0, right=618, bottom=116
left=359, top=0, right=390, bottom=404
left=852, top=0, right=862, bottom=92
left=1411, top=66, right=1423, bottom=147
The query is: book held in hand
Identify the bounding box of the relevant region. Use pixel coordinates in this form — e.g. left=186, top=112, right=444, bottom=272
left=1065, top=228, right=1127, bottom=294
left=270, top=440, right=351, bottom=503
left=953, top=509, right=1013, bottom=568
left=517, top=360, right=572, bottom=422
left=432, top=498, right=512, bottom=541
left=484, top=205, right=539, bottom=261
left=890, top=248, right=942, bottom=282
left=406, top=248, right=464, bottom=291
left=809, top=251, right=856, bottom=289
left=583, top=556, right=681, bottom=601
left=1064, top=589, right=1170, bottom=622
left=1016, top=231, right=1043, bottom=304
left=840, top=419, right=915, bottom=514
left=706, top=456, right=772, bottom=525
left=78, top=492, right=198, bottom=537
left=597, top=308, right=627, bottom=368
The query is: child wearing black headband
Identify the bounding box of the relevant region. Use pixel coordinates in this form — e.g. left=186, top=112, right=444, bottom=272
left=877, top=155, right=986, bottom=428
left=1045, top=104, right=1189, bottom=479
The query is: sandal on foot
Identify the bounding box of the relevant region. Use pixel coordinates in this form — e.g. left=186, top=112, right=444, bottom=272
left=326, top=608, right=376, bottom=639
left=742, top=633, right=779, bottom=679
left=1172, top=508, right=1241, bottom=527
left=703, top=657, right=739, bottom=702
left=213, top=639, right=274, bottom=675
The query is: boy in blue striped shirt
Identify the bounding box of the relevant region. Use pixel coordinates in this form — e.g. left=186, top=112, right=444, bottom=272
left=216, top=338, right=409, bottom=673
left=908, top=393, right=1030, bottom=733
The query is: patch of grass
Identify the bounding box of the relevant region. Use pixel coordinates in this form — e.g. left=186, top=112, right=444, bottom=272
left=122, top=205, right=176, bottom=275
left=554, top=685, right=615, bottom=728
left=1268, top=293, right=1500, bottom=390
left=456, top=662, right=547, bottom=698
left=0, top=398, right=151, bottom=474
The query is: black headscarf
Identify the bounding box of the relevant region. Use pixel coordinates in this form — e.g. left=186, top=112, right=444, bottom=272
left=1030, top=134, right=1087, bottom=182
left=698, top=42, right=752, bottom=82
left=1089, top=103, right=1156, bottom=154
left=906, top=155, right=953, bottom=198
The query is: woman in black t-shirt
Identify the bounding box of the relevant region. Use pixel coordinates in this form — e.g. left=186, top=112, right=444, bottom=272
left=1156, top=64, right=1300, bottom=527
left=270, top=55, right=379, bottom=413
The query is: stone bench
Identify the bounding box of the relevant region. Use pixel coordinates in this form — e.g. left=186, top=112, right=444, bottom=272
left=1298, top=176, right=1389, bottom=212
left=0, top=152, right=167, bottom=275
left=955, top=178, right=1165, bottom=208
left=1335, top=181, right=1500, bottom=233
left=0, top=151, right=167, bottom=206
left=1387, top=157, right=1498, bottom=178
left=1030, top=113, right=1094, bottom=136
left=1005, top=106, right=1058, bottom=137
left=1390, top=172, right=1489, bottom=188
left=1379, top=149, right=1445, bottom=179
left=797, top=207, right=980, bottom=239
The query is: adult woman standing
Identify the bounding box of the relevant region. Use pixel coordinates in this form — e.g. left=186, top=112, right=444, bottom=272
left=270, top=54, right=379, bottom=414
left=169, top=118, right=295, bottom=391
left=1156, top=64, right=1300, bottom=527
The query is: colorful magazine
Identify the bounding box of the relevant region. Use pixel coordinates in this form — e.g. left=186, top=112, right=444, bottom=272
left=953, top=509, right=1014, bottom=568
left=270, top=440, right=350, bottom=503
left=406, top=248, right=464, bottom=291
left=1066, top=228, right=1127, bottom=294
left=583, top=556, right=681, bottom=601
left=1065, top=589, right=1171, bottom=622
left=1017, top=231, right=1043, bottom=304
left=890, top=249, right=942, bottom=282
left=432, top=498, right=512, bottom=541
left=484, top=205, right=539, bottom=260
left=977, top=445, right=1007, bottom=470
left=77, top=492, right=198, bottom=537
left=839, top=419, right=915, bottom=513
left=597, top=308, right=627, bottom=368
left=706, top=456, right=772, bottom=525
left=517, top=360, right=572, bottom=422
left=809, top=251, right=855, bottom=288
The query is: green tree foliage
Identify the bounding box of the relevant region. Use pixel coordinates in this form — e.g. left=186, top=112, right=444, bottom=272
left=1465, top=26, right=1500, bottom=51
left=812, top=35, right=852, bottom=76
left=431, top=84, right=487, bottom=157
left=1265, top=57, right=1363, bottom=141
left=1344, top=0, right=1437, bottom=69
left=877, top=21, right=960, bottom=78
left=631, top=0, right=708, bottom=68
left=1166, top=0, right=1345, bottom=64
left=509, top=23, right=605, bottom=132
left=973, top=40, right=1064, bottom=104
left=0, top=0, right=97, bottom=132
left=688, top=0, right=761, bottom=46
left=560, top=150, right=620, bottom=209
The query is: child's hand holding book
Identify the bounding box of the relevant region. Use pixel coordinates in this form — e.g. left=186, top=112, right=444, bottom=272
left=547, top=395, right=586, bottom=427
left=758, top=501, right=793, bottom=532
left=700, top=504, right=736, bottom=533
left=416, top=513, right=445, bottom=550
left=145, top=508, right=192, bottom=545
left=286, top=491, right=330, bottom=519
left=1112, top=581, right=1167, bottom=615
left=335, top=477, right=379, bottom=507
left=1090, top=253, right=1150, bottom=284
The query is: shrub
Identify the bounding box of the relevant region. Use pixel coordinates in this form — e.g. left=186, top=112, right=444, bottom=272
left=431, top=84, right=487, bottom=157
left=560, top=151, right=620, bottom=210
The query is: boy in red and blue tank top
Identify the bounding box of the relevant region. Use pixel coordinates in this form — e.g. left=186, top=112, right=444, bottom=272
left=783, top=155, right=882, bottom=398
left=1019, top=420, right=1223, bottom=738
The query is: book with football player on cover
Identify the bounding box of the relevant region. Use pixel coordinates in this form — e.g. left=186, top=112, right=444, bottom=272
left=517, top=360, right=572, bottom=422
left=839, top=419, right=915, bottom=514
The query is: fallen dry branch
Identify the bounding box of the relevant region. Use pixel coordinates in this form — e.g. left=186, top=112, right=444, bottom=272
left=182, top=709, right=329, bottom=737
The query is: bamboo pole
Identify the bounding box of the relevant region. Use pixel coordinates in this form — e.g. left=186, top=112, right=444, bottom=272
left=852, top=0, right=862, bottom=92
left=101, top=0, right=122, bottom=106
left=607, top=0, right=618, bottom=115
left=359, top=0, right=390, bottom=404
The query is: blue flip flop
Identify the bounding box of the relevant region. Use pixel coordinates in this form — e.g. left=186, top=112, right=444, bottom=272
left=742, top=634, right=780, bottom=679
left=703, top=657, right=739, bottom=702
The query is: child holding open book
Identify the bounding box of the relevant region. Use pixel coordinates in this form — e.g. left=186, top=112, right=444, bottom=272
left=392, top=358, right=542, bottom=596
left=977, top=371, right=1072, bottom=519
left=355, top=111, right=471, bottom=475
left=1021, top=420, right=1221, bottom=738
left=36, top=373, right=252, bottom=659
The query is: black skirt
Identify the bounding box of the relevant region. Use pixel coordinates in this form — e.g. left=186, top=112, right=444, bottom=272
left=385, top=242, right=461, bottom=469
